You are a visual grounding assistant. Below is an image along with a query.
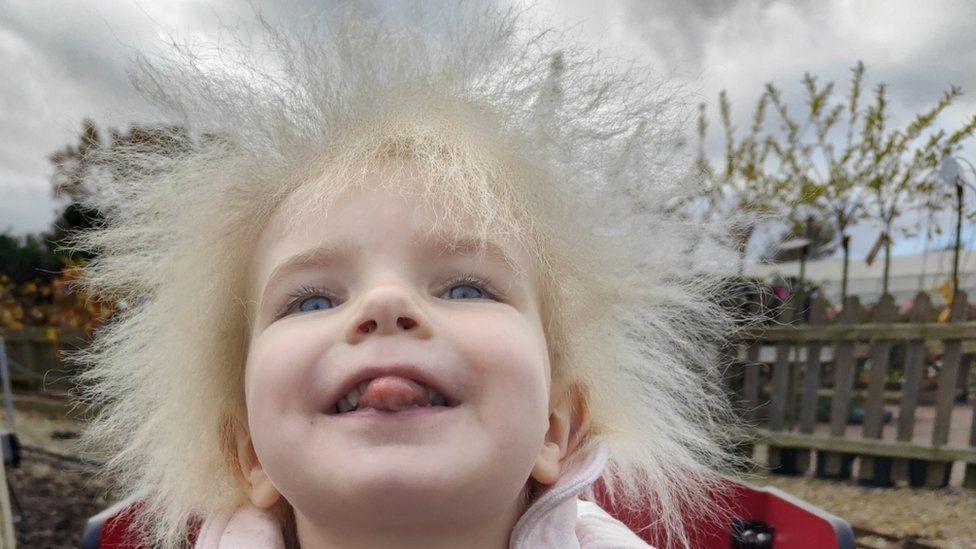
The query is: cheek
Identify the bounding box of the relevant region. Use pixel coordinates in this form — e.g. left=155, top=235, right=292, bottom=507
left=244, top=322, right=336, bottom=443
left=449, top=309, right=551, bottom=432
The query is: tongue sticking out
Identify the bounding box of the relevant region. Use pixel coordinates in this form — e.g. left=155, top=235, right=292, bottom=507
left=358, top=375, right=431, bottom=412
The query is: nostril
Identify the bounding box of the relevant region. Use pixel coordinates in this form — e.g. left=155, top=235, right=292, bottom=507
left=397, top=317, right=416, bottom=330
left=358, top=319, right=377, bottom=334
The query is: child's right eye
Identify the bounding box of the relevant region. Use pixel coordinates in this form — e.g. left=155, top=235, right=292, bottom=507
left=278, top=285, right=338, bottom=318
left=297, top=296, right=335, bottom=312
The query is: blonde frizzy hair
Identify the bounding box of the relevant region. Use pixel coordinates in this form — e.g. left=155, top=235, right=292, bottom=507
left=64, top=3, right=754, bottom=548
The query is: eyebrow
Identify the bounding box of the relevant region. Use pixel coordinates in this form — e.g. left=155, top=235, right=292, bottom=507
left=423, top=234, right=517, bottom=269
left=258, top=238, right=356, bottom=308
left=258, top=233, right=517, bottom=308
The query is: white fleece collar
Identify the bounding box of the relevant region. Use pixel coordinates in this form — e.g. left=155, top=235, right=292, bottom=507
left=508, top=443, right=609, bottom=548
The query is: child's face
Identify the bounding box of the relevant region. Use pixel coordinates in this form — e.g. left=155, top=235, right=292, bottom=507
left=242, top=162, right=558, bottom=533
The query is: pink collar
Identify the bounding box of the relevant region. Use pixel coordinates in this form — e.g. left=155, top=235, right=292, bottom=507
left=509, top=443, right=609, bottom=548
left=195, top=444, right=649, bottom=548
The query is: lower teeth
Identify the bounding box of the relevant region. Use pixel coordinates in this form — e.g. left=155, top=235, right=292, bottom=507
left=339, top=403, right=446, bottom=414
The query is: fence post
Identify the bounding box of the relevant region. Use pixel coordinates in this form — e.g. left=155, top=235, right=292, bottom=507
left=816, top=295, right=859, bottom=480
left=892, top=292, right=932, bottom=487
left=742, top=343, right=761, bottom=423
left=968, top=367, right=976, bottom=488
left=769, top=295, right=795, bottom=432
left=858, top=294, right=897, bottom=487
left=768, top=295, right=800, bottom=474
left=952, top=299, right=976, bottom=489
left=795, top=295, right=827, bottom=475
left=719, top=342, right=754, bottom=461
left=0, top=451, right=14, bottom=549
left=738, top=277, right=767, bottom=426
left=922, top=291, right=970, bottom=488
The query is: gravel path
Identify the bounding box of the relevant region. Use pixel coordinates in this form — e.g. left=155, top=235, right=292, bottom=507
left=756, top=474, right=976, bottom=548
left=7, top=452, right=112, bottom=548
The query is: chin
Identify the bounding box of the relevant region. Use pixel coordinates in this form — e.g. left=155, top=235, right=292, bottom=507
left=301, top=451, right=517, bottom=525
left=330, top=467, right=482, bottom=524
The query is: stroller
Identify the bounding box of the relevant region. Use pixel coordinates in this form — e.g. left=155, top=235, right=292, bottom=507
left=83, top=479, right=853, bottom=548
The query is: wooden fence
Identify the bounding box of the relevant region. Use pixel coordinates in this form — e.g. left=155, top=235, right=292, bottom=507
left=0, top=328, right=88, bottom=392
left=3, top=291, right=976, bottom=490
left=733, top=290, right=976, bottom=489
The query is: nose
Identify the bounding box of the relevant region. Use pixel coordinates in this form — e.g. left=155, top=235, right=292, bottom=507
left=345, top=284, right=434, bottom=344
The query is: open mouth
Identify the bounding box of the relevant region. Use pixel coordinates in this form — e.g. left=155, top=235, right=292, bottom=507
left=330, top=375, right=458, bottom=415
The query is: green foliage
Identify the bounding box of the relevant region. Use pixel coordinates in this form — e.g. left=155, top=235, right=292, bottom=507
left=0, top=120, right=199, bottom=297
left=765, top=62, right=976, bottom=249
left=696, top=90, right=782, bottom=218
left=764, top=63, right=873, bottom=237
left=46, top=119, right=195, bottom=262
left=814, top=392, right=860, bottom=424
left=694, top=61, right=976, bottom=297
left=0, top=232, right=61, bottom=283
left=693, top=88, right=784, bottom=273
left=49, top=119, right=193, bottom=202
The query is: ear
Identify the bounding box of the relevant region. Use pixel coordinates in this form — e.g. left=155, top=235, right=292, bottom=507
left=235, top=431, right=282, bottom=509
left=530, top=383, right=590, bottom=486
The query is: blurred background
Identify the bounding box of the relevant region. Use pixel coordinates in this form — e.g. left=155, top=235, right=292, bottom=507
left=1, top=1, right=975, bottom=547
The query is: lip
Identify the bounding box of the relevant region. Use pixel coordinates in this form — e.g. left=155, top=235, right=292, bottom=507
left=323, top=363, right=459, bottom=415
left=334, top=404, right=457, bottom=421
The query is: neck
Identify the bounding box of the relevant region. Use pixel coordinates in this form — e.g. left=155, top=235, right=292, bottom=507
left=293, top=499, right=524, bottom=549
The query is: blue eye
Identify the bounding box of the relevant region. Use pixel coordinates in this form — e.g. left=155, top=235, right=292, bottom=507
left=441, top=284, right=486, bottom=300
left=439, top=275, right=500, bottom=301
left=276, top=286, right=338, bottom=319
left=297, top=295, right=335, bottom=312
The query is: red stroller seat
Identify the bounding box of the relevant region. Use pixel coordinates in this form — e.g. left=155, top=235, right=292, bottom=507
left=83, top=480, right=853, bottom=548
left=592, top=480, right=853, bottom=548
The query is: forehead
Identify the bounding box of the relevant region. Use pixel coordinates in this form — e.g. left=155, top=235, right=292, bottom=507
left=248, top=161, right=537, bottom=301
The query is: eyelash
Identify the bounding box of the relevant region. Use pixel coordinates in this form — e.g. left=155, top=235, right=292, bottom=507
left=444, top=274, right=502, bottom=302
left=275, top=274, right=502, bottom=319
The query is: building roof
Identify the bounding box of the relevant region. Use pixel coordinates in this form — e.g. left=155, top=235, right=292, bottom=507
left=743, top=249, right=976, bottom=303
left=745, top=249, right=975, bottom=280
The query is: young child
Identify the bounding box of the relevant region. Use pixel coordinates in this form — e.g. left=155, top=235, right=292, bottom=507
left=66, top=4, right=749, bottom=548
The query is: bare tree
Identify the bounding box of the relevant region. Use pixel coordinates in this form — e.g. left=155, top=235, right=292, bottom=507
left=765, top=62, right=975, bottom=301
left=693, top=90, right=785, bottom=274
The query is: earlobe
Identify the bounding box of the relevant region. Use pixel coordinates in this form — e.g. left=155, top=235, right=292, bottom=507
left=530, top=441, right=563, bottom=485
left=248, top=467, right=282, bottom=508
left=530, top=384, right=588, bottom=486
left=235, top=431, right=282, bottom=509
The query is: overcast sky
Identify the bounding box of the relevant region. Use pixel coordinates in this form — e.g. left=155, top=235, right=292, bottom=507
left=2, top=0, right=975, bottom=263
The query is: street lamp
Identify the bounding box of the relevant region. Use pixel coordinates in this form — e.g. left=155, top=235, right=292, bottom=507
left=939, top=156, right=965, bottom=297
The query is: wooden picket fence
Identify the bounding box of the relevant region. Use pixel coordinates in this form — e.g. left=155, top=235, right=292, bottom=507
left=0, top=328, right=87, bottom=392
left=733, top=290, right=976, bottom=489
left=3, top=292, right=976, bottom=491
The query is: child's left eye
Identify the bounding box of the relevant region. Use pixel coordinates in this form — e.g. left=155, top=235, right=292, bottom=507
left=438, top=275, right=500, bottom=301
left=440, top=284, right=486, bottom=299
left=278, top=276, right=501, bottom=319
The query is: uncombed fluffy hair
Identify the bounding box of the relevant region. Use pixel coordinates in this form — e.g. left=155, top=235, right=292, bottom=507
left=64, top=4, right=754, bottom=548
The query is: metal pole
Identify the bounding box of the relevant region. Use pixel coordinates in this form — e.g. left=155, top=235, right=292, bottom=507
left=0, top=338, right=14, bottom=548
left=953, top=179, right=963, bottom=297
left=797, top=216, right=813, bottom=314
left=0, top=338, right=14, bottom=430
left=841, top=234, right=851, bottom=304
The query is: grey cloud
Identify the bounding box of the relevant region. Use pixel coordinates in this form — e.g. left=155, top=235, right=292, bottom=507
left=0, top=0, right=241, bottom=236
left=2, top=0, right=975, bottom=255
left=615, top=0, right=766, bottom=67
left=0, top=185, right=67, bottom=236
